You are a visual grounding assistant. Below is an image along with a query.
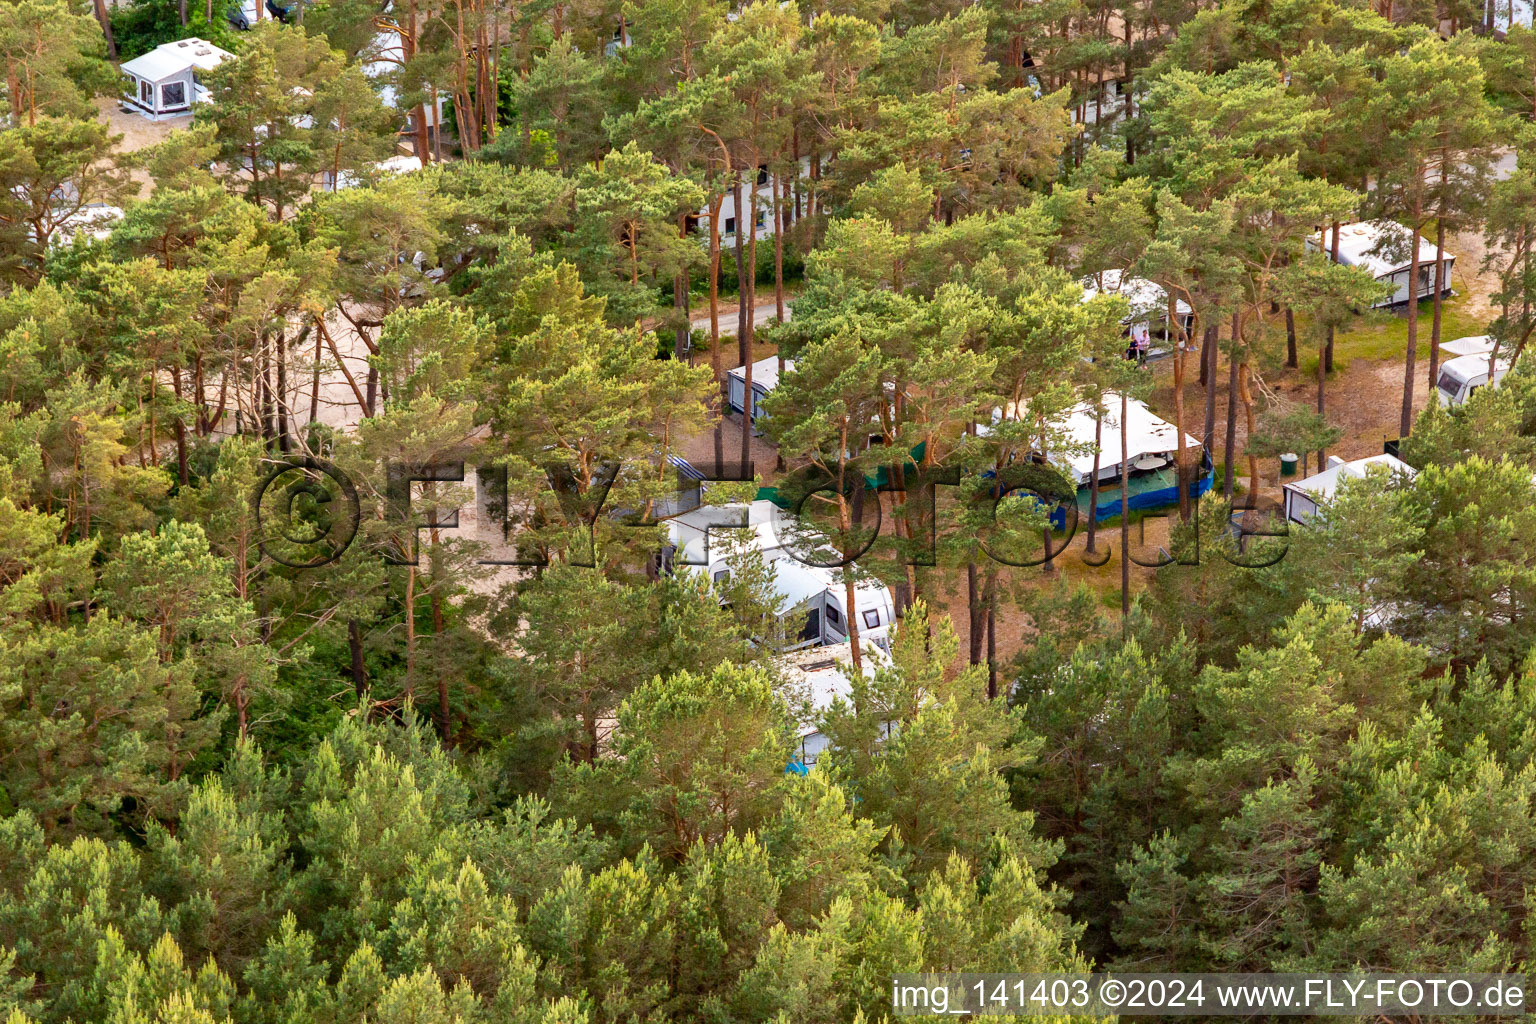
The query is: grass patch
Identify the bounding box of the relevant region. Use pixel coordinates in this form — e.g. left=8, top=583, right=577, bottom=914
left=1294, top=293, right=1492, bottom=378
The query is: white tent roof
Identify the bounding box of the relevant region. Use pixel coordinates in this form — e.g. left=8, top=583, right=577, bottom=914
left=121, top=38, right=232, bottom=81
left=1439, top=335, right=1496, bottom=359
left=1284, top=453, right=1416, bottom=504
left=1081, top=269, right=1192, bottom=323
left=727, top=355, right=794, bottom=389
left=1047, top=394, right=1203, bottom=485
left=1319, top=221, right=1453, bottom=278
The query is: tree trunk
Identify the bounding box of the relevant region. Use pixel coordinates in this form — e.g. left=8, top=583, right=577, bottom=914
left=734, top=173, right=752, bottom=469
left=1239, top=360, right=1259, bottom=491
left=967, top=558, right=983, bottom=665
left=275, top=330, right=290, bottom=452
left=1428, top=209, right=1447, bottom=388
left=1120, top=390, right=1131, bottom=631
left=432, top=589, right=449, bottom=744
left=93, top=0, right=117, bottom=58
left=773, top=167, right=785, bottom=321
left=1202, top=324, right=1217, bottom=446
left=348, top=618, right=367, bottom=698
left=985, top=571, right=998, bottom=699
left=1400, top=202, right=1423, bottom=438
left=1171, top=298, right=1189, bottom=520
left=1317, top=337, right=1328, bottom=469
left=708, top=190, right=725, bottom=469
left=170, top=370, right=188, bottom=485
left=673, top=214, right=689, bottom=361
left=1326, top=221, right=1340, bottom=371
left=1086, top=406, right=1103, bottom=554
left=309, top=327, right=322, bottom=424
left=1223, top=314, right=1240, bottom=498
left=1285, top=306, right=1298, bottom=368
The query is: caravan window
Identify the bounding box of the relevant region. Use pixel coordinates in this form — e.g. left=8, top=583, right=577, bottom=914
left=140, top=79, right=153, bottom=105
left=863, top=609, right=880, bottom=629
left=826, top=604, right=840, bottom=625
left=712, top=569, right=730, bottom=583
left=161, top=81, right=186, bottom=107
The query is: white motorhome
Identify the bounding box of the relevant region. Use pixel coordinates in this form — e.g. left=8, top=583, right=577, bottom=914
left=665, top=500, right=896, bottom=653
left=1283, top=453, right=1418, bottom=526
left=1436, top=352, right=1513, bottom=407
left=783, top=643, right=893, bottom=771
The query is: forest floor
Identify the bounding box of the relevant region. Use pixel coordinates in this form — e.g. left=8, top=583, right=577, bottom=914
left=97, top=96, right=189, bottom=195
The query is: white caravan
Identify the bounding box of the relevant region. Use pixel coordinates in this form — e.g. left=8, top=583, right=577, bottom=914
left=1282, top=453, right=1418, bottom=526
left=1436, top=352, right=1513, bottom=407
left=665, top=500, right=896, bottom=653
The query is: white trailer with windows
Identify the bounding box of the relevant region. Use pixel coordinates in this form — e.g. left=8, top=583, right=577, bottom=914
left=1282, top=453, right=1417, bottom=526
left=1437, top=353, right=1513, bottom=407
left=664, top=500, right=896, bottom=652
left=725, top=356, right=795, bottom=434
left=120, top=39, right=232, bottom=121
left=1308, top=221, right=1455, bottom=309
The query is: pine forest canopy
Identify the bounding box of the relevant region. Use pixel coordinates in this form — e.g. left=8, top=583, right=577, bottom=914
left=5, top=0, right=1536, bottom=1020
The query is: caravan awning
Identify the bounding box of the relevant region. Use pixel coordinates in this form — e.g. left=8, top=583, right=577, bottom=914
left=1081, top=269, right=1192, bottom=324
left=1047, top=394, right=1204, bottom=485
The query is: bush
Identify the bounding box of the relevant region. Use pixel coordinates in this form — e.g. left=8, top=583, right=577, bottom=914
left=111, top=0, right=244, bottom=62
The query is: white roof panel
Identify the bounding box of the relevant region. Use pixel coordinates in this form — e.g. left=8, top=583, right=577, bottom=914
left=1081, top=269, right=1192, bottom=323
left=1314, top=221, right=1453, bottom=279
left=1284, top=453, right=1417, bottom=504
left=121, top=38, right=232, bottom=81
left=727, top=355, right=794, bottom=390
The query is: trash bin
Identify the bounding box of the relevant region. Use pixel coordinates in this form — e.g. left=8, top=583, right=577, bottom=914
left=1280, top=453, right=1299, bottom=477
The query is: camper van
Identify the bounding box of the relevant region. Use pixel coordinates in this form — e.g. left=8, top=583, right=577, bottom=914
left=665, top=500, right=897, bottom=653
left=1436, top=352, right=1512, bottom=407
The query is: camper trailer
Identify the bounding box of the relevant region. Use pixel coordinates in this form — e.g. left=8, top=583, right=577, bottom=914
left=1080, top=270, right=1194, bottom=355
left=1283, top=453, right=1418, bottom=526
left=783, top=643, right=893, bottom=772
left=120, top=39, right=231, bottom=121
left=1436, top=352, right=1513, bottom=407
left=665, top=500, right=896, bottom=653
left=1309, top=221, right=1456, bottom=309
left=725, top=356, right=795, bottom=432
